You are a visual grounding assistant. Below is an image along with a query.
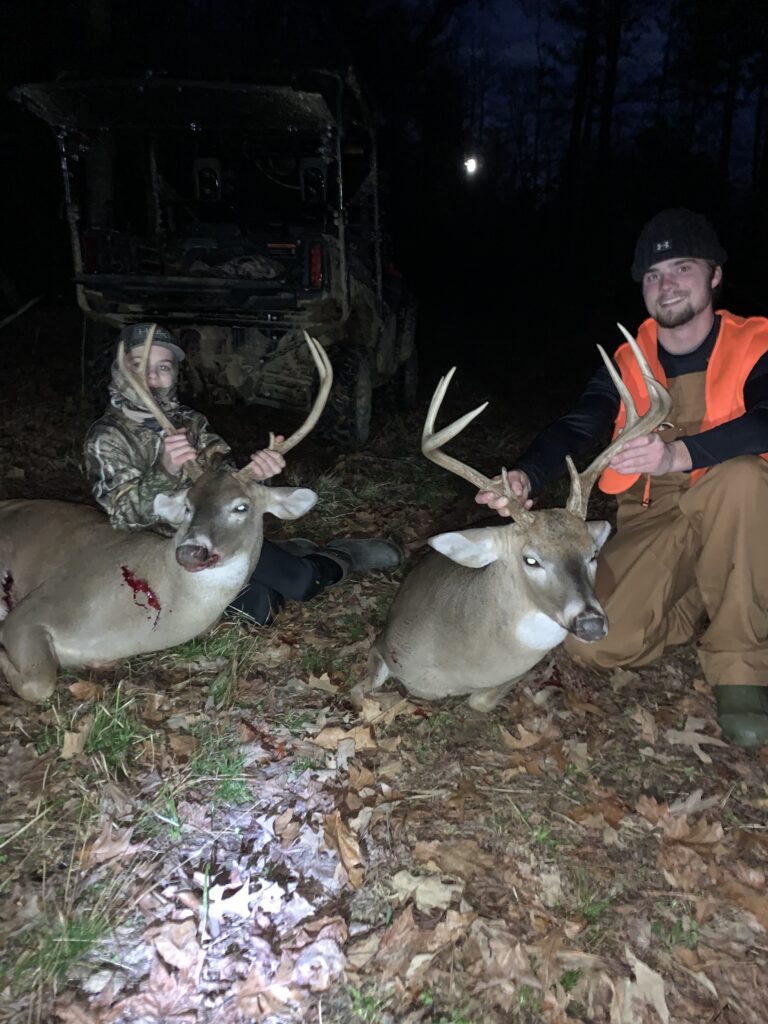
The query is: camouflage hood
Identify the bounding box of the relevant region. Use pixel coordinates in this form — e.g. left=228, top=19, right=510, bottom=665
left=108, top=358, right=182, bottom=428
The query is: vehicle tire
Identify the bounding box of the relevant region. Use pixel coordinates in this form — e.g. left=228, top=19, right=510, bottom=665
left=316, top=347, right=372, bottom=448
left=377, top=346, right=419, bottom=413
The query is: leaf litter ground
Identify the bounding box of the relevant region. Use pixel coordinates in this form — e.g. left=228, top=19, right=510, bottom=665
left=1, top=327, right=767, bottom=1024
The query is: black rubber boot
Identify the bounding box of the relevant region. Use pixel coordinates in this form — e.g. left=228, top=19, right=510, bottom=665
left=312, top=538, right=404, bottom=582
left=715, top=685, right=768, bottom=748
left=272, top=537, right=320, bottom=558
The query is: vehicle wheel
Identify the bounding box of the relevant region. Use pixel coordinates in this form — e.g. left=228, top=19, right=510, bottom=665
left=377, top=347, right=419, bottom=413
left=316, top=347, right=372, bottom=448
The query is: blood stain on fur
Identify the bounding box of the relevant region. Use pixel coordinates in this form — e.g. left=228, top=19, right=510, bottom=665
left=121, top=566, right=161, bottom=628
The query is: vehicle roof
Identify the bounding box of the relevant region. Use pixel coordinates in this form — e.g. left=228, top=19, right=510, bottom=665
left=9, top=78, right=340, bottom=135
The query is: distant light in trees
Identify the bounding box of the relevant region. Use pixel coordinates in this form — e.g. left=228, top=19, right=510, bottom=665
left=464, top=156, right=479, bottom=176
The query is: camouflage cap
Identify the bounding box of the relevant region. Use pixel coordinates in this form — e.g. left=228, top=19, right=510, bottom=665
left=118, top=323, right=185, bottom=362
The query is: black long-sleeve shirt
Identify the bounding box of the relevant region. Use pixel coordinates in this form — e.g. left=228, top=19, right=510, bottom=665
left=515, top=316, right=768, bottom=496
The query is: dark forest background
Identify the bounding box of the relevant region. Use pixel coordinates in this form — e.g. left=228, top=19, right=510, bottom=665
left=1, top=0, right=767, bottom=392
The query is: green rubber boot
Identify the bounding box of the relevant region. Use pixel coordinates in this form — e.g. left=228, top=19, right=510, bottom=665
left=715, top=685, right=768, bottom=748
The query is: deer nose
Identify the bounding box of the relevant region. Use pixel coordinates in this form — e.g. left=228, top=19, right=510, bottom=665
left=176, top=543, right=220, bottom=572
left=570, top=610, right=608, bottom=642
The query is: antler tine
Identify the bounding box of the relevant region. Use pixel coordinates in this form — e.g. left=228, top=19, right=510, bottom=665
left=117, top=325, right=203, bottom=481
left=566, top=323, right=672, bottom=518
left=422, top=367, right=535, bottom=526
left=233, top=332, right=333, bottom=484
left=271, top=332, right=333, bottom=455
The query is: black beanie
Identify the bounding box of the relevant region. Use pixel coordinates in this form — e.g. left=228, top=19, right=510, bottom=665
left=631, top=208, right=727, bottom=282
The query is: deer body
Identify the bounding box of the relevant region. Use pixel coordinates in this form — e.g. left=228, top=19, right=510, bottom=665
left=361, top=325, right=672, bottom=712
left=0, top=476, right=317, bottom=702
left=0, top=327, right=331, bottom=704
left=368, top=511, right=610, bottom=711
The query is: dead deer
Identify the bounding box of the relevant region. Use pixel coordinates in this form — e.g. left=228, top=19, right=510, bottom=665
left=359, top=325, right=672, bottom=712
left=0, top=327, right=332, bottom=703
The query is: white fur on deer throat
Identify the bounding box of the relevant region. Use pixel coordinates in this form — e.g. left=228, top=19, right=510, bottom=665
left=514, top=611, right=567, bottom=650
left=194, top=552, right=251, bottom=593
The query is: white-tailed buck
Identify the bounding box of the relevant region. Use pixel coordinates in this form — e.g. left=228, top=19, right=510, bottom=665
left=0, top=327, right=332, bottom=703
left=360, top=326, right=672, bottom=711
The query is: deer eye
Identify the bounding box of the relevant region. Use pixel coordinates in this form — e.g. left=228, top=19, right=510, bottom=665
left=233, top=502, right=249, bottom=513
left=524, top=556, right=541, bottom=568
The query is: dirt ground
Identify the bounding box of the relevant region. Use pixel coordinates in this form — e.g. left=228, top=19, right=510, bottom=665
left=1, top=310, right=767, bottom=1023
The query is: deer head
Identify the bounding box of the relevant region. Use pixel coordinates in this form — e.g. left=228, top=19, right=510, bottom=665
left=118, top=324, right=333, bottom=572
left=419, top=324, right=672, bottom=642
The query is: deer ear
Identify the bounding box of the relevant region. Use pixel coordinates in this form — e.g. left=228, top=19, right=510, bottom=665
left=153, top=491, right=188, bottom=526
left=586, top=520, right=612, bottom=551
left=429, top=528, right=499, bottom=568
left=264, top=487, right=318, bottom=520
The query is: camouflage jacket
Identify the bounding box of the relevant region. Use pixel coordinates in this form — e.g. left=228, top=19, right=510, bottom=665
left=83, top=407, right=232, bottom=536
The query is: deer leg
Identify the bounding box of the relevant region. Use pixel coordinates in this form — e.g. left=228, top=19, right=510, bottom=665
left=349, top=647, right=391, bottom=710
left=468, top=679, right=519, bottom=713
left=0, top=623, right=59, bottom=703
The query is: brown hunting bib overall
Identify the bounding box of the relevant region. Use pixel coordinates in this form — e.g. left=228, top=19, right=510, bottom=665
left=565, top=369, right=768, bottom=688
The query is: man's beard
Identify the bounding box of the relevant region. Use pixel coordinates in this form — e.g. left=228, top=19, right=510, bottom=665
left=654, top=298, right=697, bottom=328
left=654, top=281, right=713, bottom=328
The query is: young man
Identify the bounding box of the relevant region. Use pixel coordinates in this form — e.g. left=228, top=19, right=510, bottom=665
left=477, top=208, right=768, bottom=747
left=84, top=323, right=402, bottom=625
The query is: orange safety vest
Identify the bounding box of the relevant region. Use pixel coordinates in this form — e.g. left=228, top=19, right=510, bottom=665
left=599, top=311, right=768, bottom=495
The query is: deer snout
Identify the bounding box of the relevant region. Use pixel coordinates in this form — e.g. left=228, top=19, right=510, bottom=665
left=176, top=543, right=220, bottom=572
left=569, top=608, right=608, bottom=642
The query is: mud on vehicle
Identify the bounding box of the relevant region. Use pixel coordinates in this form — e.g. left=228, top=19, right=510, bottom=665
left=12, top=71, right=417, bottom=446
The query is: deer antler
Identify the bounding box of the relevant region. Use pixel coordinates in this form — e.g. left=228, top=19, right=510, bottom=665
left=117, top=324, right=203, bottom=481
left=422, top=367, right=535, bottom=527
left=565, top=323, right=672, bottom=519
left=233, top=331, right=333, bottom=483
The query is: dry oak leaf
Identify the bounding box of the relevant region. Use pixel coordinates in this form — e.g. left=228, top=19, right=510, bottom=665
left=661, top=815, right=725, bottom=849
left=313, top=725, right=377, bottom=752
left=500, top=721, right=560, bottom=750
left=414, top=838, right=497, bottom=881
left=80, top=822, right=147, bottom=869
left=323, top=809, right=365, bottom=889
left=111, top=958, right=199, bottom=1022
left=168, top=733, right=199, bottom=759
left=389, top=869, right=464, bottom=912
left=68, top=679, right=105, bottom=701
left=635, top=794, right=670, bottom=826
left=611, top=946, right=670, bottom=1024
left=664, top=722, right=728, bottom=764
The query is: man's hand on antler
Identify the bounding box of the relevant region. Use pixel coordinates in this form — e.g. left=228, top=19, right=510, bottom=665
left=160, top=429, right=199, bottom=475
left=247, top=437, right=286, bottom=482
left=610, top=434, right=692, bottom=476
left=475, top=469, right=533, bottom=518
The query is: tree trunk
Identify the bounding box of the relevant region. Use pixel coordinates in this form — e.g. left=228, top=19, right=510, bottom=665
left=598, top=0, right=623, bottom=163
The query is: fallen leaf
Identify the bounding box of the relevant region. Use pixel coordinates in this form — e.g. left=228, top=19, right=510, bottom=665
left=565, top=691, right=605, bottom=716
left=61, top=715, right=94, bottom=759
left=324, top=810, right=365, bottom=888
left=500, top=722, right=558, bottom=750
left=307, top=672, right=338, bottom=694
left=389, top=870, right=463, bottom=912
left=615, top=946, right=670, bottom=1024
left=68, top=679, right=104, bottom=701
left=168, top=734, right=199, bottom=759
left=631, top=706, right=658, bottom=744
left=313, top=725, right=377, bottom=752
left=80, top=822, right=146, bottom=868
left=664, top=727, right=728, bottom=764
